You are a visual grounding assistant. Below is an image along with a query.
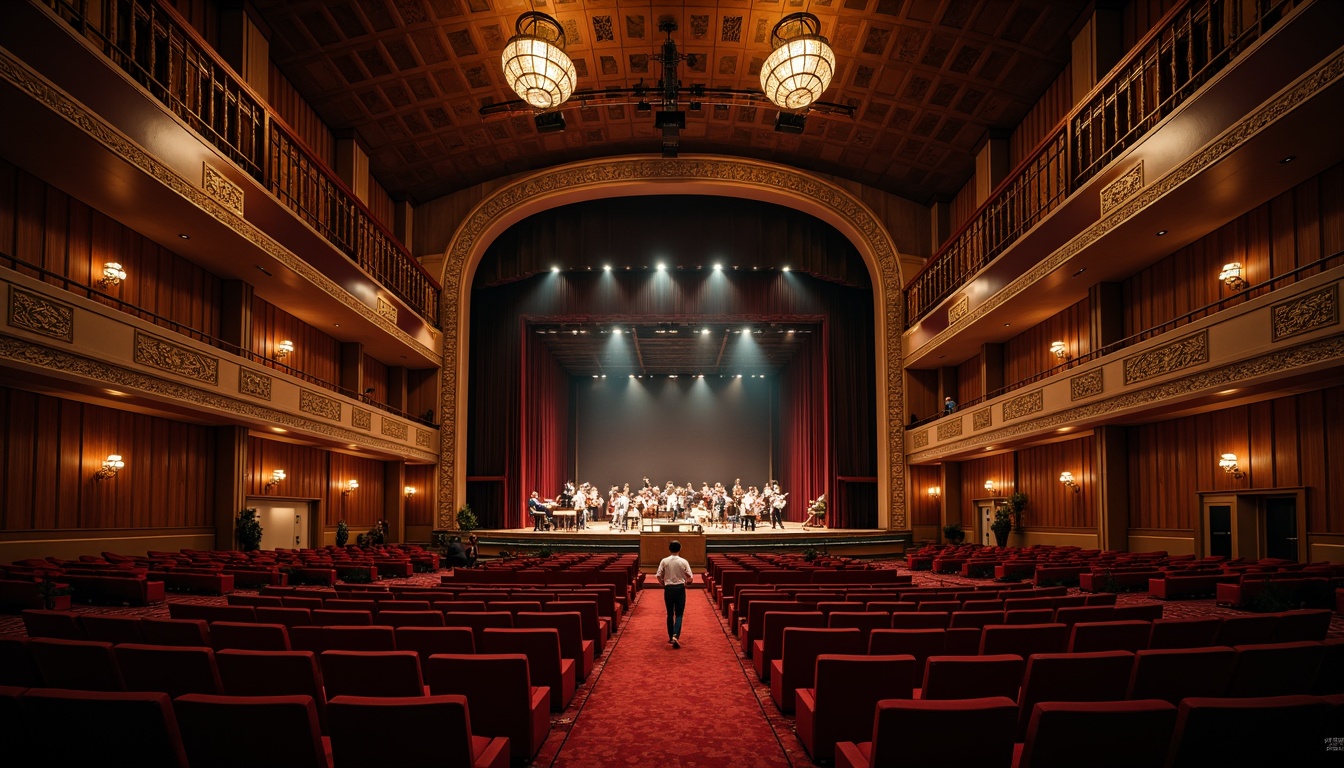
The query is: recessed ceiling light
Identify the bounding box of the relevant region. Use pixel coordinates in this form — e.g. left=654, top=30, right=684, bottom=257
left=333, top=323, right=340, bottom=327
left=592, top=374, right=599, bottom=378
left=1004, top=323, right=1011, bottom=327
left=255, top=265, right=273, bottom=277
left=1072, top=267, right=1086, bottom=277
left=1156, top=230, right=1168, bottom=236
left=178, top=233, right=190, bottom=239
left=613, top=328, right=622, bottom=335
left=272, top=427, right=287, bottom=433
left=1280, top=155, right=1296, bottom=164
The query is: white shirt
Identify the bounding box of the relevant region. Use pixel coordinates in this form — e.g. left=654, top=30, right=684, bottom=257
left=657, top=553, right=693, bottom=586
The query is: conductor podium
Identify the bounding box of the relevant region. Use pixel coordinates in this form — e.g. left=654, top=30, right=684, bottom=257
left=639, top=532, right=706, bottom=569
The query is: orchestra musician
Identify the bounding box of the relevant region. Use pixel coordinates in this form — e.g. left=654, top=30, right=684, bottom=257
left=770, top=484, right=788, bottom=529
left=528, top=491, right=553, bottom=531
left=802, top=494, right=827, bottom=529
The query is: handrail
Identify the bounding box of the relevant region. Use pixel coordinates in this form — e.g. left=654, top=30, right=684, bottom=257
left=904, top=0, right=1298, bottom=328
left=1, top=253, right=439, bottom=429
left=914, top=249, right=1343, bottom=426
left=37, top=0, right=441, bottom=326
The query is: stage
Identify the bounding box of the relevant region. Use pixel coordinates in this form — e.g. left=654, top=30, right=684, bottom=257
left=473, top=521, right=911, bottom=563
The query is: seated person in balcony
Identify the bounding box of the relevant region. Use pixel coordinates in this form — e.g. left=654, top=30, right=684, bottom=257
left=529, top=491, right=552, bottom=531
left=943, top=396, right=957, bottom=415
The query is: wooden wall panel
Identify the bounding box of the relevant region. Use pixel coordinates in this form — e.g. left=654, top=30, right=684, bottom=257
left=0, top=159, right=223, bottom=336
left=1010, top=62, right=1073, bottom=168
left=404, top=464, right=437, bottom=527
left=363, top=354, right=388, bottom=404
left=907, top=464, right=942, bottom=527
left=1127, top=386, right=1344, bottom=535
left=905, top=368, right=938, bottom=425
left=367, top=178, right=396, bottom=236
left=947, top=176, right=979, bottom=240
left=246, top=437, right=331, bottom=501
left=1015, top=436, right=1095, bottom=529
left=1121, top=0, right=1185, bottom=50
left=407, top=369, right=439, bottom=423
left=249, top=297, right=342, bottom=384
left=957, top=354, right=982, bottom=406
left=1003, top=297, right=1090, bottom=386
left=957, top=454, right=1016, bottom=527
left=0, top=387, right=214, bottom=531
left=1123, top=163, right=1344, bottom=336
left=267, top=68, right=336, bottom=168
left=326, top=453, right=385, bottom=528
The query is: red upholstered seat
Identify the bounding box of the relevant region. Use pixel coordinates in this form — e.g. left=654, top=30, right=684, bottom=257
left=0, top=638, right=41, bottom=687
left=515, top=611, right=595, bottom=681
left=1167, top=695, right=1336, bottom=768
left=1014, top=651, right=1134, bottom=739
left=21, top=608, right=85, bottom=640
left=1272, top=609, right=1332, bottom=642
left=1018, top=699, right=1177, bottom=768
left=141, top=617, right=212, bottom=648
left=377, top=599, right=432, bottom=611
left=282, top=596, right=325, bottom=610
left=796, top=654, right=916, bottom=763
left=867, top=629, right=945, bottom=689
left=827, top=611, right=891, bottom=650
left=1067, top=620, right=1151, bottom=653
left=547, top=599, right=608, bottom=653
left=835, top=696, right=1017, bottom=768
left=175, top=693, right=328, bottom=768
left=427, top=653, right=550, bottom=764
left=948, top=610, right=1005, bottom=629
left=215, top=649, right=328, bottom=730
left=769, top=627, right=864, bottom=714
left=1004, top=608, right=1056, bottom=625
left=1052, top=605, right=1115, bottom=626
left=1126, top=646, right=1235, bottom=704
left=1226, top=641, right=1327, bottom=697
left=1213, top=614, right=1279, bottom=646
left=310, top=609, right=373, bottom=626
left=208, top=621, right=291, bottom=651
left=979, top=622, right=1069, bottom=657
left=1147, top=617, right=1220, bottom=650
left=29, top=637, right=125, bottom=691
left=920, top=654, right=1024, bottom=701
left=114, top=643, right=224, bottom=697
left=445, top=611, right=514, bottom=649
left=328, top=694, right=509, bottom=768
left=323, top=625, right=396, bottom=651
left=377, top=610, right=446, bottom=627
left=21, top=688, right=189, bottom=767
left=320, top=650, right=425, bottom=698
left=488, top=600, right=543, bottom=615
left=255, top=606, right=314, bottom=628
left=753, top=611, right=826, bottom=682
left=890, top=611, right=950, bottom=629
left=482, top=628, right=576, bottom=712
left=394, top=626, right=475, bottom=667
left=79, top=614, right=147, bottom=644
left=738, top=599, right=800, bottom=655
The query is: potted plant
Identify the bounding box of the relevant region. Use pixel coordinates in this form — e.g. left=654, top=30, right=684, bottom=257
left=1006, top=491, right=1028, bottom=532
left=236, top=508, right=263, bottom=552
left=335, top=520, right=349, bottom=547
left=456, top=504, right=479, bottom=533
left=943, top=522, right=965, bottom=545
left=991, top=506, right=1013, bottom=548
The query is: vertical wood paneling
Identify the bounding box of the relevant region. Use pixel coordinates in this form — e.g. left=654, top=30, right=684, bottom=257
left=908, top=464, right=942, bottom=527
left=249, top=297, right=342, bottom=383
left=406, top=369, right=439, bottom=423
left=363, top=354, right=388, bottom=404
left=1003, top=297, right=1090, bottom=386
left=326, top=453, right=385, bottom=528
left=1, top=387, right=214, bottom=531
left=958, top=454, right=1016, bottom=527
left=957, top=355, right=982, bottom=405
left=267, top=68, right=336, bottom=168
left=247, top=437, right=331, bottom=502
left=1009, top=62, right=1073, bottom=167
left=404, top=464, right=437, bottom=527
left=1016, top=437, right=1095, bottom=529
left=1122, top=0, right=1185, bottom=49
left=947, top=176, right=979, bottom=239
left=366, top=178, right=396, bottom=236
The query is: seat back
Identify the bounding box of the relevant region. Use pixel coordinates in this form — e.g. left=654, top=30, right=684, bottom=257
left=311, top=609, right=373, bottom=627
left=1014, top=651, right=1134, bottom=739
left=1226, top=641, right=1326, bottom=697
left=115, top=643, right=223, bottom=697
left=489, top=600, right=543, bottom=615
left=426, top=653, right=542, bottom=760
left=320, top=650, right=425, bottom=698
left=1005, top=608, right=1056, bottom=625
left=1271, top=609, right=1332, bottom=642
left=395, top=626, right=475, bottom=667
left=323, top=625, right=397, bottom=651
left=1052, top=605, right=1114, bottom=626
left=867, top=696, right=1016, bottom=767
left=515, top=612, right=586, bottom=667
left=215, top=649, right=326, bottom=727
left=776, top=628, right=863, bottom=710
left=141, top=618, right=211, bottom=648
left=1126, top=647, right=1236, bottom=704
left=759, top=611, right=827, bottom=668
left=1067, top=620, right=1151, bottom=653
left=20, top=609, right=84, bottom=640
left=445, top=611, right=514, bottom=649
left=1167, top=695, right=1334, bottom=768
left=378, top=610, right=446, bottom=627
left=0, top=638, right=40, bottom=687
left=29, top=638, right=124, bottom=691
left=1018, top=699, right=1177, bottom=768
left=1213, top=614, right=1279, bottom=646
left=921, top=654, right=1024, bottom=700
left=22, top=688, right=188, bottom=767
left=79, top=614, right=147, bottom=644
left=890, top=611, right=950, bottom=629
left=806, top=654, right=915, bottom=762
left=948, top=610, right=1005, bottom=629
left=867, top=629, right=945, bottom=689
left=1147, top=617, right=1220, bottom=650
left=208, top=621, right=291, bottom=651
left=255, top=607, right=313, bottom=628
left=979, top=623, right=1069, bottom=657
left=175, top=693, right=326, bottom=768
left=826, top=612, right=890, bottom=649
left=328, top=694, right=501, bottom=768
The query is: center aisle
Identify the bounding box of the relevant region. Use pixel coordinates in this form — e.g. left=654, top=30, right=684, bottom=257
left=551, top=584, right=793, bottom=767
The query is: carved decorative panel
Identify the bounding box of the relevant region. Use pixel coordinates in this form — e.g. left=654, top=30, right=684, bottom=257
left=1070, top=369, right=1103, bottom=401
left=948, top=295, right=969, bottom=324
left=973, top=408, right=992, bottom=430
left=8, top=288, right=74, bottom=342
left=1123, top=332, right=1208, bottom=385
left=352, top=407, right=372, bottom=430
left=416, top=428, right=433, bottom=448
left=936, top=418, right=963, bottom=440
left=1003, top=388, right=1044, bottom=421
left=133, top=331, right=219, bottom=384
left=202, top=163, right=243, bottom=215
left=912, top=429, right=929, bottom=449
left=1271, top=284, right=1338, bottom=341
left=299, top=389, right=342, bottom=421
left=377, top=296, right=398, bottom=323
left=239, top=369, right=272, bottom=400
left=381, top=418, right=408, bottom=439
left=1100, top=161, right=1143, bottom=215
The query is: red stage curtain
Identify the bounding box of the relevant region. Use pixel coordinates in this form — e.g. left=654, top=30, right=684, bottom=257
left=778, top=333, right=828, bottom=524
left=519, top=333, right=571, bottom=528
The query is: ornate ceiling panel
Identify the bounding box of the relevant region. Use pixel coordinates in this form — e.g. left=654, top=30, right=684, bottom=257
left=253, top=0, right=1082, bottom=205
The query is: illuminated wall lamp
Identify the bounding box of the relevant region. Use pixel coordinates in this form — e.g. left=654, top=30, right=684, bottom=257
left=98, top=262, right=127, bottom=288
left=1219, top=262, right=1247, bottom=291
left=95, top=454, right=124, bottom=480
left=1218, top=453, right=1245, bottom=479
left=1059, top=471, right=1080, bottom=493
left=1050, top=340, right=1070, bottom=359
left=265, top=469, right=286, bottom=492
left=275, top=339, right=294, bottom=360
left=984, top=480, right=996, bottom=493
left=927, top=486, right=940, bottom=501
left=404, top=486, right=416, bottom=499
left=342, top=479, right=359, bottom=496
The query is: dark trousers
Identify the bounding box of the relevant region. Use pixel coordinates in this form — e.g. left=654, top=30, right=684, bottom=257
left=664, top=583, right=686, bottom=640
left=771, top=509, right=783, bottom=528
left=744, top=515, right=756, bottom=531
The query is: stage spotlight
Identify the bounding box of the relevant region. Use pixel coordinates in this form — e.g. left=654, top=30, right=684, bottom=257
left=629, top=374, right=635, bottom=378
left=551, top=266, right=560, bottom=273
left=656, top=263, right=666, bottom=272
left=713, top=263, right=723, bottom=271
left=603, top=264, right=612, bottom=272
left=736, top=374, right=743, bottom=378
left=613, top=328, right=623, bottom=335
left=782, top=266, right=791, bottom=272
left=701, top=328, right=710, bottom=335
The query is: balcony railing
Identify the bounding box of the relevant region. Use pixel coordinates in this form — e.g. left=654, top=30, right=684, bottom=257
left=39, top=0, right=440, bottom=326
left=911, top=249, right=1344, bottom=428
left=905, top=0, right=1297, bottom=328
left=1, top=252, right=439, bottom=430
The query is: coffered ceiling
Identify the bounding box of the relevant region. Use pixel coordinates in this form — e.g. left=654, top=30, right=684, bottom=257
left=251, top=0, right=1085, bottom=205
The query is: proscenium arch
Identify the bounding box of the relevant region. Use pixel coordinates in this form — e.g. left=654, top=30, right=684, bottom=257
left=435, top=155, right=907, bottom=531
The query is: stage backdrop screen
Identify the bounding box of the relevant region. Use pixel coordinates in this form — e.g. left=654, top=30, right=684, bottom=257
left=574, top=376, right=773, bottom=495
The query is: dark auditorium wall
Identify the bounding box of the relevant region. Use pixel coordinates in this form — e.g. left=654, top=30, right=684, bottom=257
left=245, top=437, right=387, bottom=531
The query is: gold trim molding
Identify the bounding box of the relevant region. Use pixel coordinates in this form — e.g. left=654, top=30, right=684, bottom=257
left=1070, top=369, right=1104, bottom=401
left=936, top=418, right=963, bottom=440
left=1003, top=388, right=1044, bottom=421
left=1272, top=284, right=1338, bottom=341
left=1099, top=161, right=1143, bottom=215
left=352, top=407, right=372, bottom=430
left=437, top=156, right=908, bottom=531
left=134, top=331, right=219, bottom=384
left=8, top=287, right=74, bottom=342
left=972, top=408, right=993, bottom=430
left=1123, top=331, right=1208, bottom=386
left=203, top=162, right=243, bottom=216
left=238, top=369, right=271, bottom=400
left=299, top=389, right=342, bottom=421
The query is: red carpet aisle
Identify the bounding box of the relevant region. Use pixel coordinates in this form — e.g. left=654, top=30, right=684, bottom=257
left=550, top=583, right=792, bottom=768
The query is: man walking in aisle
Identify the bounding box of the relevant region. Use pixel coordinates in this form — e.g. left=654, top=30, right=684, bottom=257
left=656, top=539, right=693, bottom=649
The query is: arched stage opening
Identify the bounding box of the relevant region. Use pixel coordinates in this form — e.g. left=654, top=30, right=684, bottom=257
left=435, top=156, right=909, bottom=536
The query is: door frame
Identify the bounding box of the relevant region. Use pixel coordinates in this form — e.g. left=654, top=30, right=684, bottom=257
left=244, top=497, right=322, bottom=551
left=974, top=497, right=1003, bottom=547
left=1196, top=487, right=1307, bottom=562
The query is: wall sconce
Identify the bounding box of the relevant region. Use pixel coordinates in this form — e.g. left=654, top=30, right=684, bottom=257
left=1050, top=340, right=1070, bottom=359
left=342, top=479, right=359, bottom=496
left=927, top=486, right=940, bottom=501
left=98, top=262, right=127, bottom=288
left=94, top=454, right=124, bottom=480
left=1059, top=471, right=1080, bottom=492
left=1218, top=453, right=1245, bottom=479
left=275, top=339, right=294, bottom=360
left=984, top=480, right=996, bottom=493
left=405, top=486, right=416, bottom=499
left=1219, top=262, right=1246, bottom=290
left=265, top=469, right=286, bottom=492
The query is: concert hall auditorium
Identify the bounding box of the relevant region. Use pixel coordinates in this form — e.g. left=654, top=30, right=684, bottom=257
left=1, top=0, right=1342, bottom=765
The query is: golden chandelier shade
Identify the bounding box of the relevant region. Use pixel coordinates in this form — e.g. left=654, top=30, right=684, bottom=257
left=501, top=12, right=577, bottom=110
left=760, top=13, right=836, bottom=110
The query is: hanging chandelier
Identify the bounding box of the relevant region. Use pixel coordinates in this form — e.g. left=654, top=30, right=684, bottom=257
left=501, top=12, right=576, bottom=110
left=760, top=13, right=836, bottom=110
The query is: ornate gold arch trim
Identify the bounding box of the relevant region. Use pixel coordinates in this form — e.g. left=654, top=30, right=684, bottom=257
left=436, top=155, right=908, bottom=529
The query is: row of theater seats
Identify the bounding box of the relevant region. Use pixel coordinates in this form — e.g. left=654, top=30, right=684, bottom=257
left=790, top=643, right=1343, bottom=764
left=3, top=637, right=563, bottom=762
left=718, top=583, right=1071, bottom=620
left=1, top=686, right=510, bottom=768
left=833, top=693, right=1344, bottom=768
left=233, top=588, right=626, bottom=629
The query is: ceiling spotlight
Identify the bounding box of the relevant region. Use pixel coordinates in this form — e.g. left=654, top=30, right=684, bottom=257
left=629, top=374, right=635, bottom=379
left=701, top=329, right=710, bottom=335
left=656, top=263, right=666, bottom=272
left=1156, top=230, right=1168, bottom=236
left=782, top=266, right=791, bottom=272
left=613, top=328, right=623, bottom=335
left=713, top=263, right=723, bottom=271
left=603, top=265, right=612, bottom=272
left=551, top=266, right=560, bottom=273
